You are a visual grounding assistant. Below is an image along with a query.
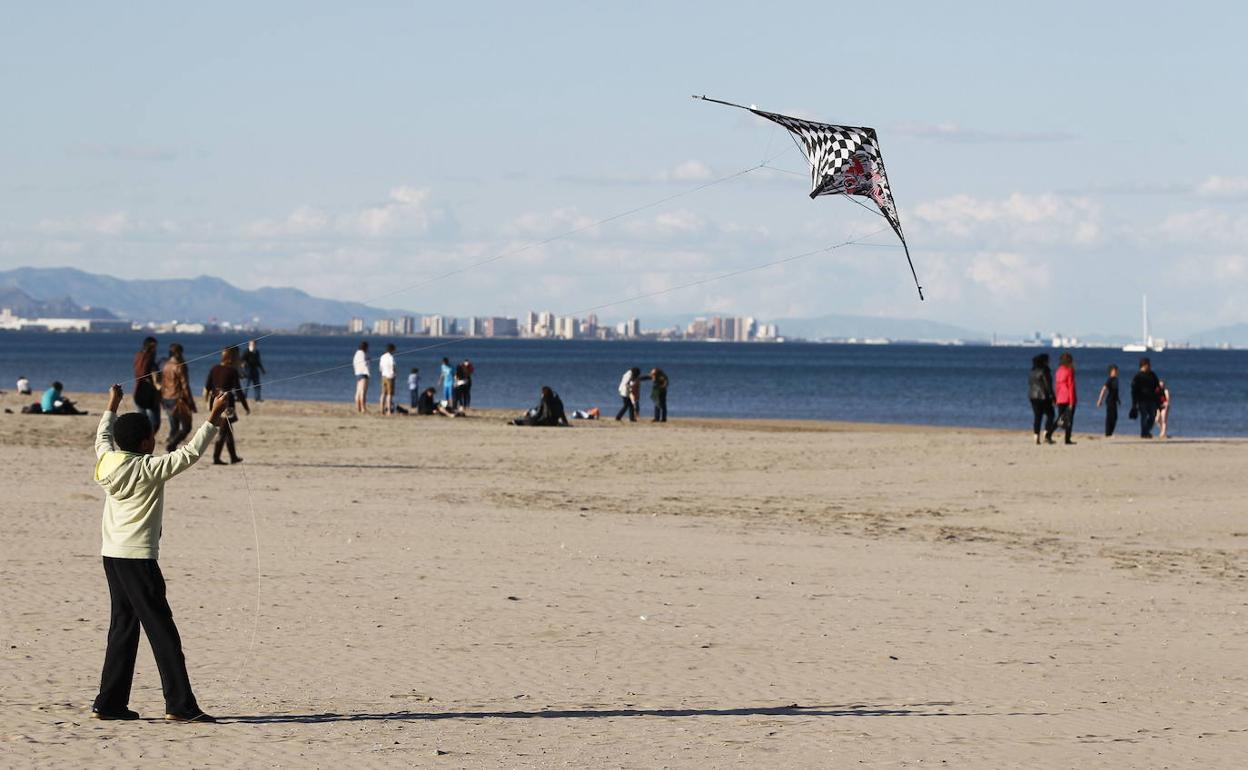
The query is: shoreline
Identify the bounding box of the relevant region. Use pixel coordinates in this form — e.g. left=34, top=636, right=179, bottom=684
left=6, top=390, right=1245, bottom=440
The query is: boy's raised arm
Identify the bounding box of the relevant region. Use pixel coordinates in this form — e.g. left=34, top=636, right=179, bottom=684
left=95, top=384, right=124, bottom=458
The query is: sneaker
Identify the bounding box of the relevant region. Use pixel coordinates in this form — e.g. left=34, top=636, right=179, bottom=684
left=165, top=711, right=217, bottom=723
left=230, top=457, right=244, bottom=464
left=92, top=708, right=140, bottom=721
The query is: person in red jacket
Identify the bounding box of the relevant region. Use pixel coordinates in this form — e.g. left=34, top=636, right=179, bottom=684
left=1054, top=351, right=1078, bottom=445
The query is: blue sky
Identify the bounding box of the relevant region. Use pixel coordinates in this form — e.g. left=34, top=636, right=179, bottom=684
left=2, top=1, right=1246, bottom=336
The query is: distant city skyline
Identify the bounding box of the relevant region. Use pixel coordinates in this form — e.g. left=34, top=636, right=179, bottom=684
left=2, top=3, right=1245, bottom=336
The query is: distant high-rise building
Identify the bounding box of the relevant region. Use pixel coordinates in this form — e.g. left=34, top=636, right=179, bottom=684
left=483, top=316, right=519, bottom=337
left=556, top=316, right=577, bottom=339
left=523, top=311, right=538, bottom=337
left=348, top=317, right=365, bottom=334
left=426, top=315, right=447, bottom=337
left=625, top=317, right=640, bottom=338
left=467, top=317, right=482, bottom=337
left=735, top=316, right=755, bottom=342
left=399, top=315, right=416, bottom=336
left=373, top=318, right=396, bottom=335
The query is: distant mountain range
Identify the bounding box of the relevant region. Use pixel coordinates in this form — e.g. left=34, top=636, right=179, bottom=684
left=2, top=266, right=1245, bottom=344
left=0, top=286, right=118, bottom=319
left=0, top=267, right=411, bottom=329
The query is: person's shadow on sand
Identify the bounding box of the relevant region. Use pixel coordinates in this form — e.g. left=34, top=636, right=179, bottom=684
left=218, top=702, right=1026, bottom=724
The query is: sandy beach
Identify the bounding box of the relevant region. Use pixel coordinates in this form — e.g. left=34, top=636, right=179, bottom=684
left=2, top=391, right=1246, bottom=768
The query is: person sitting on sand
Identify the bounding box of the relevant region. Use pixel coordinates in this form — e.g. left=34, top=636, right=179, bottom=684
left=415, top=387, right=458, bottom=417
left=41, top=381, right=87, bottom=415
left=17, top=376, right=31, bottom=395
left=90, top=383, right=229, bottom=723
left=513, top=386, right=569, bottom=426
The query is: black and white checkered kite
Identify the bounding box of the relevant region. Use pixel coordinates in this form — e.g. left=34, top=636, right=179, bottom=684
left=697, top=95, right=923, bottom=300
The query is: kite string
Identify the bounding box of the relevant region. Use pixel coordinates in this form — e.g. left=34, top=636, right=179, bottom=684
left=228, top=423, right=263, bottom=695
left=242, top=228, right=891, bottom=395
left=169, top=157, right=781, bottom=378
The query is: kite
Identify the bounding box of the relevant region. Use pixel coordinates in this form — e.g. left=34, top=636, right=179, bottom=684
left=696, top=95, right=923, bottom=300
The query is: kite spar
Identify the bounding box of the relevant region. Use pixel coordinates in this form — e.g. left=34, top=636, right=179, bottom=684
left=695, top=95, right=923, bottom=300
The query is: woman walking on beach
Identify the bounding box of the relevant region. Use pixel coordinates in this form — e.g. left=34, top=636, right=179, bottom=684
left=1028, top=354, right=1056, bottom=445
left=132, top=336, right=161, bottom=434
left=649, top=367, right=669, bottom=422
left=353, top=341, right=370, bottom=413
left=159, top=343, right=196, bottom=452
left=1096, top=364, right=1120, bottom=437
left=1054, top=352, right=1077, bottom=445
left=1157, top=380, right=1171, bottom=439
left=204, top=346, right=249, bottom=464
left=241, top=340, right=266, bottom=402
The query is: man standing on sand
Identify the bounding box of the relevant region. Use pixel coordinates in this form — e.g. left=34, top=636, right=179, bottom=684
left=378, top=343, right=397, bottom=415
left=91, top=383, right=229, bottom=723
left=1096, top=364, right=1121, bottom=437
left=241, top=340, right=266, bottom=402
left=1129, top=357, right=1162, bottom=439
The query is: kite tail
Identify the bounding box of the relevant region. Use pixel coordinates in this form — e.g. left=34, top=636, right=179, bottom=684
left=902, top=239, right=924, bottom=301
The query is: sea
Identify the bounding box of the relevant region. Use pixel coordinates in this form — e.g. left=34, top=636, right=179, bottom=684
left=3, top=331, right=1245, bottom=437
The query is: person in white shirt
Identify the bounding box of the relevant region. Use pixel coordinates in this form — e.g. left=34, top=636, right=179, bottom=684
left=378, top=343, right=397, bottom=415
left=407, top=368, right=420, bottom=409
left=352, top=341, right=370, bottom=413
left=16, top=375, right=31, bottom=395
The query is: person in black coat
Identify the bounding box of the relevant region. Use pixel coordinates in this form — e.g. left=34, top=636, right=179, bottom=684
left=1096, top=364, right=1121, bottom=436
left=513, top=386, right=569, bottom=427
left=1028, top=354, right=1056, bottom=445
left=1129, top=357, right=1162, bottom=438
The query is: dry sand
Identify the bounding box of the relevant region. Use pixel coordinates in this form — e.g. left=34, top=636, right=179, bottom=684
left=2, top=391, right=1246, bottom=768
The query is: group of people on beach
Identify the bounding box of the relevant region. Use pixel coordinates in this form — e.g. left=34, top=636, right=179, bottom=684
left=128, top=336, right=261, bottom=464
left=1028, top=354, right=1170, bottom=443
left=616, top=366, right=670, bottom=422
left=352, top=341, right=474, bottom=417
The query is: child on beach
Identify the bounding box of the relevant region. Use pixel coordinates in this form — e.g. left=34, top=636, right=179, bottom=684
left=408, top=368, right=420, bottom=408
left=91, top=384, right=229, bottom=723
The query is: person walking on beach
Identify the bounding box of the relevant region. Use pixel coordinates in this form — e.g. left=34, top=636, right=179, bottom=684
left=1054, top=352, right=1077, bottom=445
left=379, top=343, right=397, bottom=415
left=1129, top=357, right=1162, bottom=438
left=241, top=340, right=266, bottom=402
left=353, top=341, right=370, bottom=413
left=408, top=368, right=420, bottom=409
left=90, top=383, right=228, bottom=723
left=160, top=343, right=196, bottom=452
left=1096, top=364, right=1121, bottom=437
left=615, top=367, right=645, bottom=422
left=1157, top=379, right=1172, bottom=439
left=204, top=347, right=249, bottom=465
left=440, top=357, right=455, bottom=407
left=132, top=337, right=161, bottom=435
left=1028, top=354, right=1056, bottom=445
left=649, top=367, right=669, bottom=422
left=455, top=359, right=474, bottom=412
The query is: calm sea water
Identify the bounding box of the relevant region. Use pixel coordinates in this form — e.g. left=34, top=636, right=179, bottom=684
left=3, top=331, right=1245, bottom=436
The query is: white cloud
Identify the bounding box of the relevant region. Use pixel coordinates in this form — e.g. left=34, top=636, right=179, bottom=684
left=244, top=185, right=442, bottom=239
left=506, top=207, right=597, bottom=238
left=1156, top=209, right=1248, bottom=246
left=1196, top=176, right=1248, bottom=198
left=915, top=192, right=1100, bottom=246
left=965, top=251, right=1050, bottom=298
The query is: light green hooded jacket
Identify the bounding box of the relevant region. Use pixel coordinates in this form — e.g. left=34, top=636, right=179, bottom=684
left=94, top=411, right=217, bottom=559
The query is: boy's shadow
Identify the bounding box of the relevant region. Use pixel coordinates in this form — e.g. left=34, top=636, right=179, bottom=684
left=219, top=702, right=1001, bottom=724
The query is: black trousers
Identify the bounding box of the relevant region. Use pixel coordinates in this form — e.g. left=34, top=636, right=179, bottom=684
left=94, top=557, right=199, bottom=715
left=653, top=391, right=667, bottom=422
left=616, top=396, right=636, bottom=421
left=1030, top=398, right=1055, bottom=437
left=1105, top=403, right=1118, bottom=436
left=1138, top=403, right=1157, bottom=437
left=1056, top=403, right=1076, bottom=442
left=214, top=421, right=239, bottom=462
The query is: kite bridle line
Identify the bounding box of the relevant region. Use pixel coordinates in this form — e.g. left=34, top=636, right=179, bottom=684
left=694, top=94, right=924, bottom=301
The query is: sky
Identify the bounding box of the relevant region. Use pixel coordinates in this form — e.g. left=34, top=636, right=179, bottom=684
left=2, top=1, right=1246, bottom=337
